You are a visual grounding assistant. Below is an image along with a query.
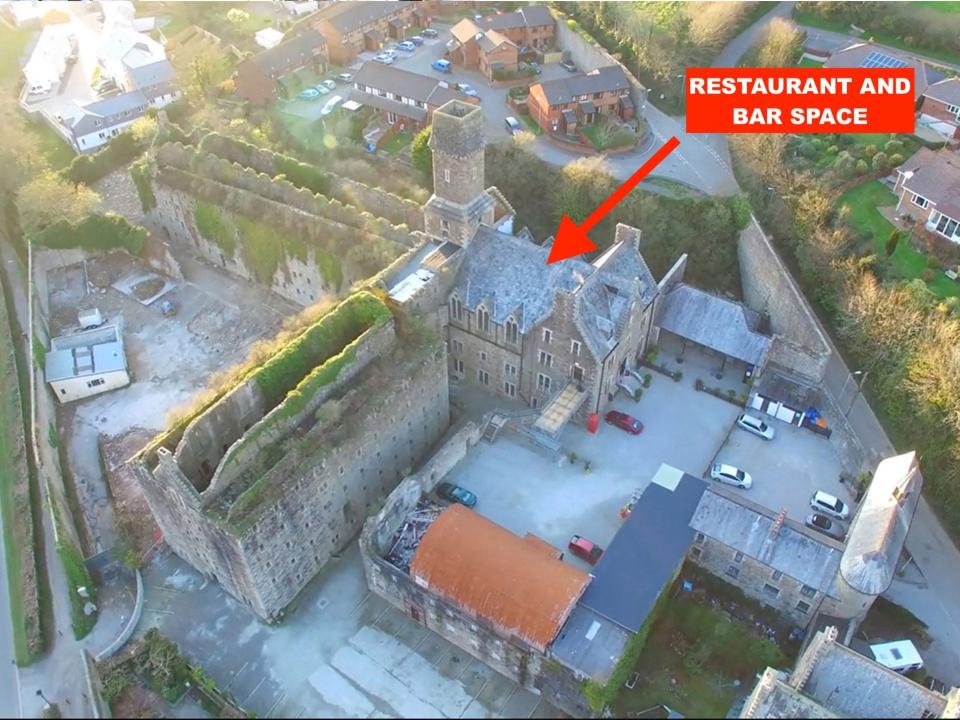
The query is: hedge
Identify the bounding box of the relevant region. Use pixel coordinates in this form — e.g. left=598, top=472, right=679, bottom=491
left=31, top=213, right=147, bottom=255
left=130, top=159, right=156, bottom=213
left=62, top=133, right=144, bottom=186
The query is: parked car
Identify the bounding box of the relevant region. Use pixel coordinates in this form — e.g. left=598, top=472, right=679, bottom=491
left=373, top=54, right=395, bottom=65
left=805, top=512, right=845, bottom=541
left=710, top=463, right=753, bottom=489
left=337, top=72, right=353, bottom=82
left=561, top=59, right=577, bottom=73
left=320, top=95, right=343, bottom=117
left=397, top=40, right=416, bottom=52
left=298, top=87, right=321, bottom=100
left=505, top=116, right=522, bottom=135
left=436, top=482, right=477, bottom=508
left=409, top=35, right=424, bottom=46
left=381, top=45, right=398, bottom=57
left=458, top=83, right=480, bottom=97
left=159, top=299, right=176, bottom=317
left=322, top=79, right=336, bottom=90
left=568, top=535, right=603, bottom=565
left=736, top=413, right=775, bottom=440
left=95, top=78, right=118, bottom=95
left=522, top=60, right=542, bottom=75
left=421, top=28, right=439, bottom=38
left=810, top=490, right=850, bottom=520
left=432, top=58, right=452, bottom=73
left=605, top=410, right=643, bottom=435
left=313, top=83, right=330, bottom=95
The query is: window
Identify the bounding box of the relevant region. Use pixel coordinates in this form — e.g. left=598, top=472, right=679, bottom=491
left=479, top=351, right=487, bottom=362
left=504, top=362, right=517, bottom=377
left=796, top=600, right=811, bottom=614
left=478, top=369, right=490, bottom=385
left=537, top=373, right=551, bottom=392
left=443, top=168, right=451, bottom=183
left=505, top=319, right=518, bottom=343
left=936, top=214, right=960, bottom=239
left=542, top=328, right=552, bottom=344
left=451, top=339, right=463, bottom=354
left=452, top=358, right=464, bottom=375
left=538, top=351, right=553, bottom=367
left=772, top=570, right=783, bottom=582
left=441, top=218, right=449, bottom=229
left=733, top=551, right=744, bottom=563
left=725, top=565, right=740, bottom=579
left=690, top=547, right=702, bottom=560
left=477, top=306, right=490, bottom=333
left=572, top=364, right=584, bottom=383
left=450, top=296, right=463, bottom=321
left=800, top=585, right=816, bottom=599
left=571, top=339, right=581, bottom=356
left=911, top=193, right=929, bottom=209
left=695, top=532, right=705, bottom=544
left=948, top=103, right=960, bottom=119
left=762, top=583, right=780, bottom=598
left=86, top=378, right=105, bottom=388
left=504, top=381, right=516, bottom=397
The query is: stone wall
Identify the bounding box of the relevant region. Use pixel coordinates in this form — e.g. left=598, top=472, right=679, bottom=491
left=737, top=217, right=831, bottom=384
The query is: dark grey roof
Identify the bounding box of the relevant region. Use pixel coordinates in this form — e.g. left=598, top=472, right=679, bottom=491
left=535, top=65, right=630, bottom=106
left=317, top=0, right=414, bottom=34
left=250, top=29, right=325, bottom=76
left=549, top=605, right=630, bottom=683
left=897, top=147, right=960, bottom=220
left=690, top=489, right=843, bottom=594
left=348, top=88, right=426, bottom=122
left=824, top=43, right=942, bottom=100
left=70, top=90, right=149, bottom=136
left=657, top=283, right=771, bottom=365
left=125, top=59, right=175, bottom=90
left=924, top=77, right=960, bottom=107
left=354, top=61, right=455, bottom=105
left=480, top=5, right=554, bottom=31
left=840, top=452, right=922, bottom=595
left=580, top=469, right=705, bottom=633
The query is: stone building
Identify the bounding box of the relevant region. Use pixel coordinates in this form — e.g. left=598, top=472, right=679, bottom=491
left=741, top=626, right=960, bottom=718
left=135, top=292, right=450, bottom=620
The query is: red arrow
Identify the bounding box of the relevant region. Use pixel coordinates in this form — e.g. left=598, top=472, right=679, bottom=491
left=547, top=136, right=681, bottom=264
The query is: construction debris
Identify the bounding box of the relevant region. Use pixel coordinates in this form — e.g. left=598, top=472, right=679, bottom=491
left=385, top=500, right=442, bottom=572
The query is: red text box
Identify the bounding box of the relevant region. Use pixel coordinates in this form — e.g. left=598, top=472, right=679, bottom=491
left=685, top=67, right=915, bottom=134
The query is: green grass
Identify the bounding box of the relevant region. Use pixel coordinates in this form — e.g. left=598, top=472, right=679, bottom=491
left=57, top=543, right=96, bottom=639
left=0, top=25, right=32, bottom=83
left=23, top=121, right=76, bottom=171
left=520, top=114, right=543, bottom=136
left=838, top=181, right=960, bottom=298
left=614, top=597, right=787, bottom=718
left=797, top=57, right=825, bottom=68
left=380, top=131, right=412, bottom=155
left=913, top=1, right=960, bottom=13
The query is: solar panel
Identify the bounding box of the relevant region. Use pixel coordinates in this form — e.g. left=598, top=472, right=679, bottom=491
left=861, top=51, right=909, bottom=69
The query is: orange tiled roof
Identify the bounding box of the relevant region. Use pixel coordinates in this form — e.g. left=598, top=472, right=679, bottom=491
left=410, top=505, right=590, bottom=652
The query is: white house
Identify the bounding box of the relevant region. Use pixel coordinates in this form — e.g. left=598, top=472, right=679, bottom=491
left=45, top=324, right=130, bottom=403
left=22, top=24, right=74, bottom=95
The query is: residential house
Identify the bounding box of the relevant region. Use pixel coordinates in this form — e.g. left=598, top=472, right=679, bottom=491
left=98, top=21, right=166, bottom=90
left=66, top=91, right=152, bottom=151
left=920, top=77, right=960, bottom=141
left=527, top=65, right=634, bottom=136
left=123, top=59, right=179, bottom=107
left=311, top=1, right=426, bottom=65
left=45, top=324, right=130, bottom=403
left=350, top=62, right=469, bottom=132
left=477, top=5, right=555, bottom=51
left=741, top=626, right=960, bottom=718
left=894, top=147, right=960, bottom=244
left=447, top=19, right=519, bottom=80
left=234, top=30, right=328, bottom=106
left=824, top=42, right=944, bottom=106
left=22, top=23, right=74, bottom=94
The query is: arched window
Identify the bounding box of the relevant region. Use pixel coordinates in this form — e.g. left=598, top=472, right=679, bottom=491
left=505, top=318, right=518, bottom=343
left=450, top=295, right=463, bottom=321
left=477, top=305, right=490, bottom=333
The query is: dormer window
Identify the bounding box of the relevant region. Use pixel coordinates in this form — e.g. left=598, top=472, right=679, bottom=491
left=505, top=319, right=518, bottom=343
left=477, top=305, right=490, bottom=333
left=450, top=295, right=463, bottom=321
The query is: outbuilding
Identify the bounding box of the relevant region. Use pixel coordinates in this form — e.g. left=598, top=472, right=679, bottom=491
left=45, top=324, right=130, bottom=403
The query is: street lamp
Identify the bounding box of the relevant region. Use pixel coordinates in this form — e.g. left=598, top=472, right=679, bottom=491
left=36, top=688, right=51, bottom=707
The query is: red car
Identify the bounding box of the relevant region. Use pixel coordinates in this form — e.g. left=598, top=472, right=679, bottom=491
left=568, top=535, right=604, bottom=565
left=605, top=410, right=643, bottom=435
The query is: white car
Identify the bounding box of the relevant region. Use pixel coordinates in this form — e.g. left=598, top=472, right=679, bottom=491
left=337, top=72, right=353, bottom=82
left=322, top=79, right=336, bottom=90
left=373, top=54, right=395, bottom=65
left=810, top=490, right=850, bottom=520
left=710, top=463, right=752, bottom=489
left=737, top=413, right=775, bottom=440
left=320, top=95, right=343, bottom=117
left=505, top=116, right=521, bottom=135
left=459, top=83, right=479, bottom=97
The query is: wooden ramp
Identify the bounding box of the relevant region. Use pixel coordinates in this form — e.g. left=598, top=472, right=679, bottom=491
left=533, top=383, right=587, bottom=436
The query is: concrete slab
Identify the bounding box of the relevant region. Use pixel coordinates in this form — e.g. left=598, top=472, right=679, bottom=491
left=307, top=665, right=376, bottom=717
left=331, top=645, right=446, bottom=718
left=501, top=688, right=541, bottom=719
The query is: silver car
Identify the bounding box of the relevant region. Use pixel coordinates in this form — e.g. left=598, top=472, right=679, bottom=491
left=737, top=413, right=775, bottom=440
left=710, top=463, right=752, bottom=489
left=805, top=512, right=846, bottom=541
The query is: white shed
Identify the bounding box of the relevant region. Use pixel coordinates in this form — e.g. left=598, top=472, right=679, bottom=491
left=45, top=324, right=130, bottom=403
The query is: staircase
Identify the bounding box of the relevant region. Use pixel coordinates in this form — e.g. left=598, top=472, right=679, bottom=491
left=533, top=382, right=588, bottom=436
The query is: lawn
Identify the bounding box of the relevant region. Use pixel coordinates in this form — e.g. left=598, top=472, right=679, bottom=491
left=581, top=121, right=636, bottom=152
left=913, top=1, right=960, bottom=13
left=380, top=131, right=412, bottom=155
left=520, top=114, right=543, bottom=136
left=0, top=24, right=33, bottom=84
left=838, top=181, right=960, bottom=298
left=24, top=119, right=76, bottom=170
left=614, top=595, right=787, bottom=718
left=797, top=57, right=825, bottom=68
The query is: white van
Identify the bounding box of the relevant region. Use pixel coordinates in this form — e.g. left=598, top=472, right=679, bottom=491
left=869, top=640, right=923, bottom=674
left=320, top=95, right=342, bottom=117
left=28, top=80, right=52, bottom=95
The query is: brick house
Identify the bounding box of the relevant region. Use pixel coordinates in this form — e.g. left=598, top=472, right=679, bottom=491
left=447, top=19, right=519, bottom=80
left=311, top=0, right=426, bottom=65
left=527, top=66, right=633, bottom=136
left=920, top=77, right=960, bottom=141
left=477, top=4, right=555, bottom=51
left=234, top=29, right=327, bottom=106
left=824, top=42, right=944, bottom=107
left=893, top=147, right=960, bottom=244
left=350, top=62, right=474, bottom=133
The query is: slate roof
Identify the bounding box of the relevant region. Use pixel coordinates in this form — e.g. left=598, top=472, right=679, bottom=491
left=125, top=58, right=174, bottom=89
left=250, top=29, right=325, bottom=76
left=897, top=147, right=960, bottom=220
left=316, top=0, right=413, bottom=34
left=409, top=504, right=590, bottom=653
left=824, top=43, right=944, bottom=100
left=690, top=488, right=843, bottom=594
left=533, top=65, right=630, bottom=106
left=70, top=90, right=149, bottom=136
left=354, top=61, right=459, bottom=106
left=924, top=76, right=960, bottom=107
left=480, top=5, right=554, bottom=31
left=840, top=452, right=922, bottom=595
left=657, top=283, right=771, bottom=365
left=452, top=225, right=657, bottom=359
left=580, top=467, right=706, bottom=633
left=348, top=88, right=426, bottom=122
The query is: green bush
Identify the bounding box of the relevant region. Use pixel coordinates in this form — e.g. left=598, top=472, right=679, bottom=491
left=32, top=213, right=147, bottom=255
left=63, top=133, right=143, bottom=186
left=275, top=154, right=331, bottom=196
left=411, top=126, right=432, bottom=179
left=57, top=543, right=96, bottom=639
left=130, top=159, right=156, bottom=213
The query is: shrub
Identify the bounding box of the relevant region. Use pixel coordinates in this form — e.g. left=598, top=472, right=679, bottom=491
left=32, top=213, right=147, bottom=255
left=827, top=144, right=839, bottom=155
left=63, top=133, right=143, bottom=185
left=275, top=155, right=331, bottom=195
left=855, top=159, right=869, bottom=174
left=130, top=159, right=156, bottom=213
left=871, top=151, right=889, bottom=171
left=643, top=373, right=652, bottom=387
left=927, top=256, right=941, bottom=269
left=889, top=152, right=904, bottom=167
left=921, top=268, right=936, bottom=283
left=411, top=125, right=432, bottom=179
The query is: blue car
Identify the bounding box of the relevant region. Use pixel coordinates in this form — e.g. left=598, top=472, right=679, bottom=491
left=409, top=35, right=424, bottom=46
left=397, top=40, right=416, bottom=52
left=297, top=88, right=320, bottom=100
left=436, top=482, right=477, bottom=508
left=431, top=58, right=452, bottom=74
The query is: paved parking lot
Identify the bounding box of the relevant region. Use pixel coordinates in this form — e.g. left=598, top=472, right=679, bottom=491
left=142, top=545, right=560, bottom=719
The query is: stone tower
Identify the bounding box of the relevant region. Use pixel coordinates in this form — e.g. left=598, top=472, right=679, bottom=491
left=423, top=100, right=495, bottom=245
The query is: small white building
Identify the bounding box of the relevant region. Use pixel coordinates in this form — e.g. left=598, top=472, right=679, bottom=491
left=45, top=324, right=130, bottom=403
left=255, top=27, right=285, bottom=50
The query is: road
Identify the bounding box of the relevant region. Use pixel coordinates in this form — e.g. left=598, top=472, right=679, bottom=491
left=712, top=2, right=796, bottom=68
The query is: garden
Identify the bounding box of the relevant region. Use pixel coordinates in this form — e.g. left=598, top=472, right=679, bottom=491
left=787, top=132, right=917, bottom=188
left=580, top=117, right=638, bottom=152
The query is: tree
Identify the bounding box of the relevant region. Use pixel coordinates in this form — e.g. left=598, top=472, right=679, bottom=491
left=411, top=125, right=432, bottom=179
left=756, top=18, right=803, bottom=67
left=885, top=229, right=902, bottom=257
left=16, top=171, right=100, bottom=235
left=129, top=116, right=158, bottom=147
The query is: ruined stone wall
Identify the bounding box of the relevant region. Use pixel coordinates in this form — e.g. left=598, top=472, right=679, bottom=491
left=737, top=217, right=831, bottom=384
